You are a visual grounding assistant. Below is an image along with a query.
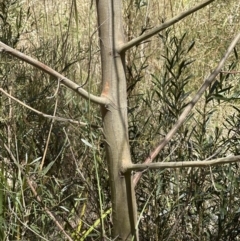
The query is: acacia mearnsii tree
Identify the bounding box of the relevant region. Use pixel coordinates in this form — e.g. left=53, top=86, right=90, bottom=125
left=0, top=0, right=240, bottom=240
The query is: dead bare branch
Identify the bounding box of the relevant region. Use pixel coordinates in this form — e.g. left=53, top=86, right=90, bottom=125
left=0, top=88, right=99, bottom=127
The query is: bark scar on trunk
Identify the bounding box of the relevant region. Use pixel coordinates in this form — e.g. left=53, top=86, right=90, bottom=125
left=101, top=80, right=110, bottom=96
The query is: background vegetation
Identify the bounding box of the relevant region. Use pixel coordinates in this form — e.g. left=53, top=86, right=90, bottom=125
left=0, top=0, right=240, bottom=240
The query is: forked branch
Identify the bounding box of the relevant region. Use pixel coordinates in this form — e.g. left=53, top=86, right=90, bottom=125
left=117, top=0, right=215, bottom=53
left=133, top=32, right=240, bottom=186
left=0, top=41, right=108, bottom=106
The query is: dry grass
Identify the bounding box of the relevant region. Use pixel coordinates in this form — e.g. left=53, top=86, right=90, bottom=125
left=0, top=0, right=240, bottom=240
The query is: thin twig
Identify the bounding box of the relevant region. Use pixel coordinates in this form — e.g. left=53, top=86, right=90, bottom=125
left=0, top=87, right=99, bottom=127
left=209, top=166, right=220, bottom=192
left=40, top=80, right=60, bottom=170
left=220, top=70, right=240, bottom=74
left=63, top=128, right=87, bottom=182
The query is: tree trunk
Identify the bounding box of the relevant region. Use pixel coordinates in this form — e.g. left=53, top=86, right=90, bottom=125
left=96, top=1, right=138, bottom=240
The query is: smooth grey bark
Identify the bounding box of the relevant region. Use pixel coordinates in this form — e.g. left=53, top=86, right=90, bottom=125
left=96, top=1, right=138, bottom=240
left=95, top=0, right=222, bottom=239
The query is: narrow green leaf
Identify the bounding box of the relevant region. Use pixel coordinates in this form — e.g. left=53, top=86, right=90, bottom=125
left=187, top=40, right=195, bottom=53
left=42, top=161, right=55, bottom=176
left=81, top=138, right=96, bottom=149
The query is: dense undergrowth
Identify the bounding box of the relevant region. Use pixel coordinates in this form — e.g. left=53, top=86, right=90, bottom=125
left=0, top=0, right=240, bottom=240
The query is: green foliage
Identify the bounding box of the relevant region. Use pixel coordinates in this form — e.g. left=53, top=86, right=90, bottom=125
left=0, top=0, right=240, bottom=240
left=0, top=1, right=108, bottom=240
left=129, top=29, right=240, bottom=240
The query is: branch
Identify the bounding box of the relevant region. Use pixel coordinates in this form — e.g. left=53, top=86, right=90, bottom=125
left=117, top=0, right=215, bottom=53
left=0, top=41, right=108, bottom=106
left=124, top=155, right=240, bottom=173
left=220, top=70, right=240, bottom=74
left=0, top=88, right=99, bottom=128
left=133, top=32, right=240, bottom=186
